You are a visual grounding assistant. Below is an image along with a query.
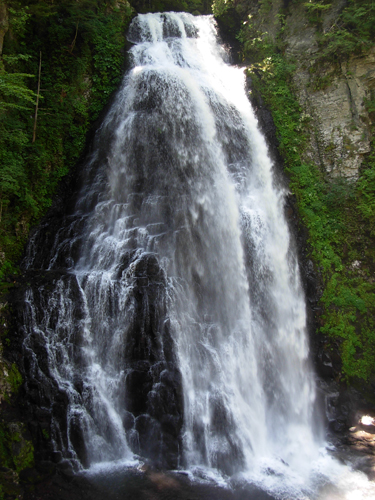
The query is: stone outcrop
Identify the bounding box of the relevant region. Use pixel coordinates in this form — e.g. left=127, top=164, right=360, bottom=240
left=245, top=0, right=375, bottom=179
left=291, top=46, right=375, bottom=179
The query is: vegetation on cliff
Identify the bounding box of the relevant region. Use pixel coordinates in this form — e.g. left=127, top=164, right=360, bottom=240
left=0, top=306, right=34, bottom=497
left=0, top=0, right=135, bottom=282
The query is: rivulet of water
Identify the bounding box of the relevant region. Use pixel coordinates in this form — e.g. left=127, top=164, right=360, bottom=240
left=21, top=12, right=375, bottom=500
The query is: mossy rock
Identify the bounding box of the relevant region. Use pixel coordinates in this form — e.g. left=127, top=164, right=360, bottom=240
left=0, top=422, right=34, bottom=474
left=0, top=468, right=23, bottom=499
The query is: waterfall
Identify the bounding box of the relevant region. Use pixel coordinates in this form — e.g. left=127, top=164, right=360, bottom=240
left=22, top=11, right=371, bottom=499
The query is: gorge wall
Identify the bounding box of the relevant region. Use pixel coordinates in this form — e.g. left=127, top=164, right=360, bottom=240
left=241, top=0, right=375, bottom=180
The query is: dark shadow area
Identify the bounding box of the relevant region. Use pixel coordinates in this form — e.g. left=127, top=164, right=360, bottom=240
left=22, top=464, right=276, bottom=500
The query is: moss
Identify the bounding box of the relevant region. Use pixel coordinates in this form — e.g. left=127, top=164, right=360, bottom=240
left=12, top=434, right=34, bottom=473
left=0, top=422, right=34, bottom=473
left=0, top=422, right=13, bottom=469
left=7, top=364, right=22, bottom=395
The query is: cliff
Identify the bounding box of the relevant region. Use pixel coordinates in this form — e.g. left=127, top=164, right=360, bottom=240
left=242, top=0, right=375, bottom=179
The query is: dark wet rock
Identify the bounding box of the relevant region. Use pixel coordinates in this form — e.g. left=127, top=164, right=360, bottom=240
left=316, top=346, right=342, bottom=379
left=51, top=451, right=63, bottom=464
left=69, top=416, right=88, bottom=468
left=215, top=8, right=243, bottom=65
left=322, top=387, right=375, bottom=479
left=329, top=418, right=347, bottom=434
left=123, top=410, right=136, bottom=431
left=10, top=245, right=184, bottom=470
left=0, top=469, right=24, bottom=498
left=20, top=465, right=277, bottom=500
left=125, top=368, right=153, bottom=415
left=121, top=253, right=184, bottom=468
left=19, top=465, right=54, bottom=485
left=135, top=414, right=163, bottom=464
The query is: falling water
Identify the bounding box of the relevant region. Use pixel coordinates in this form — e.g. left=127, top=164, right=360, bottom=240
left=21, top=12, right=375, bottom=499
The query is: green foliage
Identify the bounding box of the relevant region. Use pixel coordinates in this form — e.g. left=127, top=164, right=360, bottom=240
left=12, top=433, right=34, bottom=472
left=300, top=0, right=375, bottom=90
left=0, top=422, right=34, bottom=473
left=0, top=66, right=36, bottom=111
left=304, top=1, right=331, bottom=11
left=357, top=162, right=375, bottom=234
left=8, top=364, right=22, bottom=395
left=0, top=423, right=13, bottom=469
left=0, top=0, right=133, bottom=280
left=356, top=99, right=375, bottom=235
left=212, top=0, right=233, bottom=17
left=237, top=28, right=274, bottom=64
left=316, top=0, right=375, bottom=62
left=132, top=0, right=211, bottom=14
left=304, top=1, right=332, bottom=25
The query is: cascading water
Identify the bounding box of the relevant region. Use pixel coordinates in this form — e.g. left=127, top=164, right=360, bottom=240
left=20, top=12, right=375, bottom=500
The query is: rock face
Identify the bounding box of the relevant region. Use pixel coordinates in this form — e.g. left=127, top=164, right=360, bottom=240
left=291, top=48, right=375, bottom=180
left=10, top=251, right=184, bottom=470
left=245, top=0, right=375, bottom=179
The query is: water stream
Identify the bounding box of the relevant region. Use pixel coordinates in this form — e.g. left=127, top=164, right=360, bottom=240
left=21, top=12, right=375, bottom=499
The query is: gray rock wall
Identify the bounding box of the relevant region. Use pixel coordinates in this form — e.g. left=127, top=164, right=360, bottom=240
left=249, top=0, right=375, bottom=179
left=292, top=48, right=375, bottom=179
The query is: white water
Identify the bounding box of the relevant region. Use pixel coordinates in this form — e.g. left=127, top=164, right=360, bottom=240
left=22, top=12, right=375, bottom=500
left=122, top=9, right=318, bottom=474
